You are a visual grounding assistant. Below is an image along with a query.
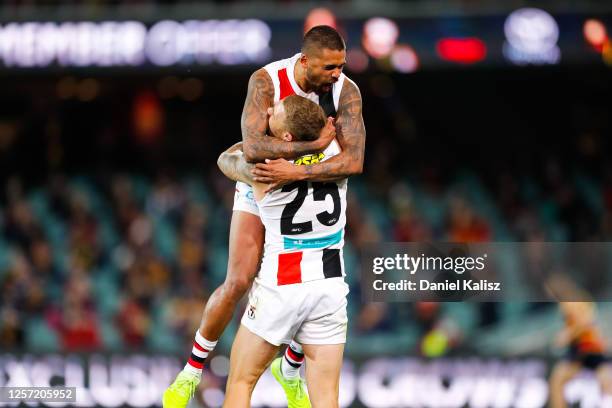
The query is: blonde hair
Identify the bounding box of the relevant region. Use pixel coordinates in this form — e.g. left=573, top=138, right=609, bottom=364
left=282, top=95, right=326, bottom=141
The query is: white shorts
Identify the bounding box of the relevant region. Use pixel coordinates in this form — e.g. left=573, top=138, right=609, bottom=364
left=241, top=277, right=349, bottom=346
left=232, top=181, right=259, bottom=216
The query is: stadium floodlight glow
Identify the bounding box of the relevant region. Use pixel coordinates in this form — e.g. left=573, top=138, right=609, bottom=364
left=146, top=19, right=271, bottom=66
left=436, top=38, right=486, bottom=64
left=503, top=8, right=561, bottom=65
left=145, top=20, right=186, bottom=66
left=304, top=8, right=337, bottom=33
left=0, top=19, right=271, bottom=68
left=584, top=19, right=608, bottom=51
left=0, top=21, right=147, bottom=67
left=362, top=17, right=399, bottom=59
left=390, top=45, right=419, bottom=73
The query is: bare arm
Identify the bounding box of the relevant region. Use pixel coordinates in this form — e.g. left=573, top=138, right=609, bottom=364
left=300, top=78, right=366, bottom=181
left=251, top=78, right=365, bottom=186
left=241, top=69, right=330, bottom=163
left=217, top=142, right=256, bottom=185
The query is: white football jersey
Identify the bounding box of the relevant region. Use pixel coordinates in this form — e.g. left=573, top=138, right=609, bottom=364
left=257, top=139, right=348, bottom=286
left=233, top=52, right=354, bottom=218
left=263, top=53, right=347, bottom=114
left=234, top=52, right=354, bottom=286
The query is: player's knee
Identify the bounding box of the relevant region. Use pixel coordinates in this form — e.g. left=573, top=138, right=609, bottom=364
left=223, top=275, right=252, bottom=301
left=310, top=383, right=339, bottom=408
left=227, top=372, right=259, bottom=392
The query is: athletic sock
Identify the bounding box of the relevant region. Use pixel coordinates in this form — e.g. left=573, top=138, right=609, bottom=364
left=281, top=341, right=304, bottom=379
left=183, top=331, right=218, bottom=377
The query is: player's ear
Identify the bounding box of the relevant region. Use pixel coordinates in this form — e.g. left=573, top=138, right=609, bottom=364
left=299, top=54, right=308, bottom=68
left=267, top=107, right=273, bottom=117
left=282, top=132, right=293, bottom=142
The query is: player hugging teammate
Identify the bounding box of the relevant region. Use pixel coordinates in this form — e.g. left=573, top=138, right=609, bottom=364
left=164, top=25, right=365, bottom=408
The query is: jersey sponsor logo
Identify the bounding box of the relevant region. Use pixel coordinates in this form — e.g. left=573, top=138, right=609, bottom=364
left=237, top=187, right=255, bottom=202
left=294, top=152, right=325, bottom=166
left=283, top=229, right=342, bottom=250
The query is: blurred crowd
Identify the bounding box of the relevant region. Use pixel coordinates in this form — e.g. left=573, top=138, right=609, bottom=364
left=0, top=173, right=216, bottom=352
left=1, top=153, right=610, bottom=356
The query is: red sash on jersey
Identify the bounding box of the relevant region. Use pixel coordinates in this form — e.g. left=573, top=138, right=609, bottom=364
left=278, top=251, right=302, bottom=285
left=278, top=68, right=296, bottom=100
left=277, top=248, right=342, bottom=285
left=278, top=67, right=337, bottom=117
left=276, top=68, right=303, bottom=286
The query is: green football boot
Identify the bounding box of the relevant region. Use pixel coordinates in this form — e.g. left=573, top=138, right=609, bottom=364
left=270, top=357, right=311, bottom=408
left=162, top=371, right=200, bottom=408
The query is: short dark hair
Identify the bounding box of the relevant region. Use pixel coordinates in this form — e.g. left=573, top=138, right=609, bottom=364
left=301, top=25, right=346, bottom=56
left=282, top=95, right=326, bottom=142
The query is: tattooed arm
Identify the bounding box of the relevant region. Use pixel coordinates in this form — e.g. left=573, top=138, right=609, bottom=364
left=252, top=79, right=365, bottom=186
left=217, top=142, right=255, bottom=185
left=241, top=69, right=334, bottom=163
left=302, top=78, right=365, bottom=180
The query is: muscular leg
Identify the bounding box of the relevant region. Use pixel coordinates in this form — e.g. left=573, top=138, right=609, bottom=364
left=199, top=211, right=264, bottom=340
left=223, top=325, right=279, bottom=408
left=302, top=344, right=345, bottom=408
left=549, top=361, right=581, bottom=408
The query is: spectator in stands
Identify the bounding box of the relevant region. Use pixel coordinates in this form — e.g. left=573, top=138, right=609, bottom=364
left=46, top=273, right=101, bottom=351
left=447, top=196, right=491, bottom=243
left=116, top=292, right=152, bottom=348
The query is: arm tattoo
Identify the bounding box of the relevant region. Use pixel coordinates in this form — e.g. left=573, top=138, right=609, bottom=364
left=217, top=143, right=255, bottom=185
left=301, top=79, right=366, bottom=182
left=241, top=69, right=324, bottom=163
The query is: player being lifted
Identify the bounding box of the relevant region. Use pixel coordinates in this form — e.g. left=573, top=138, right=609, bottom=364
left=219, top=94, right=350, bottom=408
left=164, top=25, right=365, bottom=408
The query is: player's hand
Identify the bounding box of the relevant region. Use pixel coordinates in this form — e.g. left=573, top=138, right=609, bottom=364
left=315, top=117, right=336, bottom=150
left=252, top=158, right=302, bottom=193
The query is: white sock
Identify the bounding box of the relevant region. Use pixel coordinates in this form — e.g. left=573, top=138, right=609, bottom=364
left=281, top=341, right=304, bottom=379
left=183, top=331, right=218, bottom=377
